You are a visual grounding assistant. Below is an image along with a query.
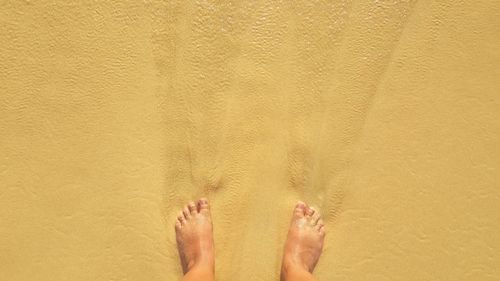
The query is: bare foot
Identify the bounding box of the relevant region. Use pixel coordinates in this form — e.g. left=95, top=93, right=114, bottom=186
left=175, top=198, right=215, bottom=274
left=281, top=201, right=325, bottom=280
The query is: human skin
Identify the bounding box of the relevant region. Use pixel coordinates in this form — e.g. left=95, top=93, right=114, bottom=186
left=175, top=198, right=215, bottom=281
left=174, top=199, right=325, bottom=281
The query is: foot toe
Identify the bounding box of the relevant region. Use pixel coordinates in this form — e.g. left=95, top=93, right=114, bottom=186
left=293, top=201, right=307, bottom=218
left=177, top=212, right=186, bottom=224
left=305, top=206, right=315, bottom=217
left=318, top=225, right=326, bottom=236
left=311, top=211, right=321, bottom=225
left=175, top=220, right=182, bottom=230
left=197, top=198, right=210, bottom=213
left=316, top=219, right=324, bottom=231
left=188, top=201, right=197, bottom=214
left=183, top=207, right=190, bottom=219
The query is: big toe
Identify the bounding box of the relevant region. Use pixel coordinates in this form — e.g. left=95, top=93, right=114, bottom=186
left=293, top=201, right=307, bottom=219
left=311, top=209, right=321, bottom=225
left=197, top=198, right=210, bottom=215
left=305, top=205, right=315, bottom=217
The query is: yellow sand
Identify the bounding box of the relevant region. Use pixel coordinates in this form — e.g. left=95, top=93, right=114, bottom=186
left=1, top=1, right=499, bottom=280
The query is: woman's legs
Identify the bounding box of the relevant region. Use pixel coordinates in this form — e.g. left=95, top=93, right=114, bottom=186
left=175, top=198, right=215, bottom=281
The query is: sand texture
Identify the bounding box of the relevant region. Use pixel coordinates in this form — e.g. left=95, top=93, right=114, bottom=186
left=1, top=1, right=499, bottom=280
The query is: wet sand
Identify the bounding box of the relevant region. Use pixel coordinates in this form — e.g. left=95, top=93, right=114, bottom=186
left=0, top=1, right=499, bottom=280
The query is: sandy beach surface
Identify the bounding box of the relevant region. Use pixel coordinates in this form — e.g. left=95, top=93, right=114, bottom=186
left=1, top=1, right=499, bottom=280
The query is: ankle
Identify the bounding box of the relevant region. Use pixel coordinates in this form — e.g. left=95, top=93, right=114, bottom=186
left=186, top=259, right=214, bottom=275
left=282, top=254, right=310, bottom=272
left=184, top=263, right=215, bottom=281
left=281, top=262, right=313, bottom=281
left=281, top=256, right=310, bottom=280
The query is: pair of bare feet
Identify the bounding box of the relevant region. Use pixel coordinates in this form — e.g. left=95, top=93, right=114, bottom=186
left=175, top=198, right=325, bottom=281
